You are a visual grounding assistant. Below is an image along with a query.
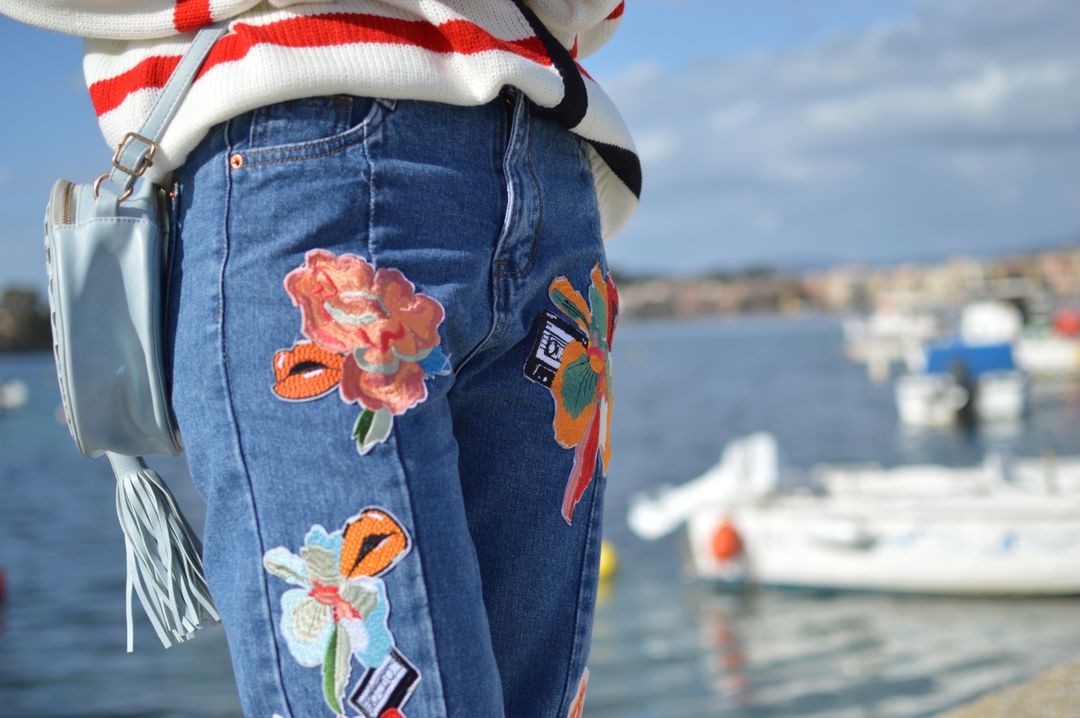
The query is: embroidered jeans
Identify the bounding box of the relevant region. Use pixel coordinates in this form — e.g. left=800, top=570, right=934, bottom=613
left=166, top=88, right=614, bottom=718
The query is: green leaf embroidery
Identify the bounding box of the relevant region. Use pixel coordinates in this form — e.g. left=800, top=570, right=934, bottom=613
left=333, top=624, right=352, bottom=710
left=560, top=354, right=600, bottom=418
left=354, top=407, right=393, bottom=455
left=353, top=408, right=376, bottom=444
left=322, top=628, right=343, bottom=714
left=551, top=288, right=590, bottom=327
left=589, top=284, right=607, bottom=344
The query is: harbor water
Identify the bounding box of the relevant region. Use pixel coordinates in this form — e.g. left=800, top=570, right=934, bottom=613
left=3, top=316, right=1080, bottom=717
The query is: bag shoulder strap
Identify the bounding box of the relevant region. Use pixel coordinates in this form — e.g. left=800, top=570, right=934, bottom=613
left=100, top=23, right=229, bottom=200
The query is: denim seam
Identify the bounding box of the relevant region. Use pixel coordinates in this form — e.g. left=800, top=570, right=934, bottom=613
left=220, top=118, right=298, bottom=718
left=364, top=108, right=375, bottom=258
left=240, top=100, right=386, bottom=165
left=240, top=141, right=358, bottom=168
left=249, top=106, right=264, bottom=150
left=450, top=100, right=515, bottom=376
left=491, top=96, right=526, bottom=280
left=496, top=117, right=544, bottom=279
left=577, top=137, right=606, bottom=259
left=364, top=112, right=447, bottom=711
left=555, top=474, right=603, bottom=716
left=255, top=105, right=267, bottom=148
left=387, top=429, right=450, bottom=715
left=451, top=246, right=505, bottom=378
left=335, top=95, right=351, bottom=136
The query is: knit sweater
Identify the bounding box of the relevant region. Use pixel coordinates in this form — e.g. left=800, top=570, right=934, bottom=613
left=0, top=0, right=640, bottom=239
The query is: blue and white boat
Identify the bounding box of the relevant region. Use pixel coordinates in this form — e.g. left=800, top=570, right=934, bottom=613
left=895, top=302, right=1027, bottom=426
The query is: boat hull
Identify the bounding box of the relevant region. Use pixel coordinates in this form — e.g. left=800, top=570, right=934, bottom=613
left=687, top=497, right=1080, bottom=595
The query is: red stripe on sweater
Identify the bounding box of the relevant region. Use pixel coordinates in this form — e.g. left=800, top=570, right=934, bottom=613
left=606, top=2, right=625, bottom=21
left=89, top=55, right=183, bottom=117
left=90, top=13, right=551, bottom=117
left=174, top=0, right=213, bottom=33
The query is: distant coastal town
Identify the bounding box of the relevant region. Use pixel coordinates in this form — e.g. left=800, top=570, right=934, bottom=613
left=613, top=244, right=1080, bottom=319
left=2, top=244, right=1079, bottom=351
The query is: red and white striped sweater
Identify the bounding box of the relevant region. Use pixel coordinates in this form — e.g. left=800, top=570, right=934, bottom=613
left=0, top=0, right=640, bottom=238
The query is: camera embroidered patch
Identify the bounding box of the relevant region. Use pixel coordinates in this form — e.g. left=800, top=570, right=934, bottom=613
left=349, top=648, right=421, bottom=718
left=523, top=310, right=589, bottom=388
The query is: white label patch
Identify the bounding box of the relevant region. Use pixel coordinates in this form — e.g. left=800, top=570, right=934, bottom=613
left=349, top=649, right=420, bottom=718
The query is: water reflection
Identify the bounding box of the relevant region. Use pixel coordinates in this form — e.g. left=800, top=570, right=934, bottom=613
left=587, top=316, right=1080, bottom=718
left=592, top=575, right=1080, bottom=718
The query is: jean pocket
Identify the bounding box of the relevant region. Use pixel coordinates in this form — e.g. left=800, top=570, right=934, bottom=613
left=241, top=95, right=392, bottom=165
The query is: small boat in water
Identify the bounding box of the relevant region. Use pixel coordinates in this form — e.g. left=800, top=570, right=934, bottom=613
left=895, top=302, right=1029, bottom=427
left=843, top=304, right=940, bottom=379
left=894, top=342, right=1027, bottom=426
left=0, top=378, right=28, bottom=413
left=629, top=433, right=1080, bottom=595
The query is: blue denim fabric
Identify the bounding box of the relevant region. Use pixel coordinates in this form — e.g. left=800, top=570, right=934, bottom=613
left=166, top=88, right=610, bottom=718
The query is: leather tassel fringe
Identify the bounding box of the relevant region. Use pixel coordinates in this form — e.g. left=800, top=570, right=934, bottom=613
left=107, top=453, right=219, bottom=651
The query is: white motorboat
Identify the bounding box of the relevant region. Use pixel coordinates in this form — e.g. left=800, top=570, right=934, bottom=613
left=1015, top=334, right=1080, bottom=376
left=843, top=306, right=940, bottom=379
left=894, top=370, right=1026, bottom=426
left=893, top=304, right=1028, bottom=426
left=629, top=434, right=1080, bottom=595
left=893, top=373, right=968, bottom=426
left=0, top=378, right=28, bottom=413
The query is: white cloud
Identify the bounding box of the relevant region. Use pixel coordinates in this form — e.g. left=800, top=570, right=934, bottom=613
left=802, top=61, right=1075, bottom=138
left=633, top=130, right=680, bottom=164
left=710, top=101, right=759, bottom=132
left=600, top=0, right=1080, bottom=272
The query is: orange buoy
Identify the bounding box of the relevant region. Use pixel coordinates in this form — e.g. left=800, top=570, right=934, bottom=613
left=1054, top=308, right=1080, bottom=337
left=711, top=519, right=742, bottom=561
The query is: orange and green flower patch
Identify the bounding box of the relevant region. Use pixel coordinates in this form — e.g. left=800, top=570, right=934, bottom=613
left=548, top=264, right=618, bottom=524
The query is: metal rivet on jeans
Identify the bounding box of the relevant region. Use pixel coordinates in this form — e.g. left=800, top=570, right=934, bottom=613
left=229, top=154, right=244, bottom=170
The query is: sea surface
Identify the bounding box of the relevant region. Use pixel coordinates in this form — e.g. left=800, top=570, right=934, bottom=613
left=3, top=315, right=1080, bottom=718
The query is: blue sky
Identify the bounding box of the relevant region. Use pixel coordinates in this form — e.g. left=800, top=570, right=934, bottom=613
left=593, top=0, right=1080, bottom=274
left=586, top=0, right=913, bottom=76
left=1, top=1, right=1078, bottom=287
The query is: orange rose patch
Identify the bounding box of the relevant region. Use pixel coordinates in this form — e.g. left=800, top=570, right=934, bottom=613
left=273, top=250, right=450, bottom=454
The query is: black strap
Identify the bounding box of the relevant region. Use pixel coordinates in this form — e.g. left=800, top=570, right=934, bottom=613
left=512, top=1, right=642, bottom=200
left=512, top=0, right=588, bottom=129
left=589, top=139, right=643, bottom=199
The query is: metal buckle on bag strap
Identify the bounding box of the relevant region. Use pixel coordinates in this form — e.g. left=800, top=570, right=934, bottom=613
left=112, top=132, right=157, bottom=177
left=93, top=132, right=158, bottom=202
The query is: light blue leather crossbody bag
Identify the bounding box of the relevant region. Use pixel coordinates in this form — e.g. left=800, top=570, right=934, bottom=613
left=43, top=25, right=227, bottom=651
